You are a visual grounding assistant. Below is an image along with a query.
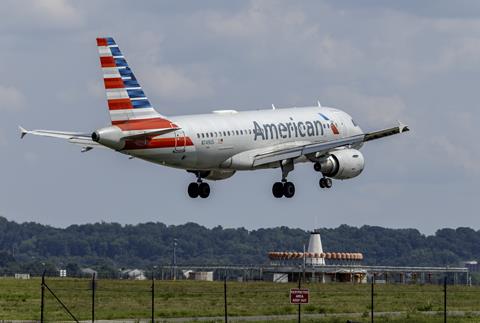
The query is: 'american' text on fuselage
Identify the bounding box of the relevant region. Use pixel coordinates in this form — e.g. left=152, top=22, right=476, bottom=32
left=253, top=119, right=325, bottom=141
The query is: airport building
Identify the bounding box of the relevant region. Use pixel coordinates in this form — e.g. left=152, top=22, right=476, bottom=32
left=265, top=230, right=367, bottom=283
left=263, top=229, right=469, bottom=284
left=158, top=228, right=470, bottom=285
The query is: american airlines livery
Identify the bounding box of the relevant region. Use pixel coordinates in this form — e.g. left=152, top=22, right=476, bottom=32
left=20, top=37, right=409, bottom=199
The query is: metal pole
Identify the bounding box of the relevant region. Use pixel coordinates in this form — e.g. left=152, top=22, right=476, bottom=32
left=302, top=244, right=306, bottom=283
left=91, top=273, right=95, bottom=323
left=152, top=270, right=155, bottom=323
left=298, top=274, right=301, bottom=323
left=41, top=270, right=45, bottom=323
left=444, top=276, right=447, bottom=323
left=371, top=274, right=375, bottom=323
left=173, top=239, right=177, bottom=281
left=224, top=270, right=228, bottom=323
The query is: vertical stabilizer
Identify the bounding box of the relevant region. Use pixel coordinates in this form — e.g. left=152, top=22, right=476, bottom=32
left=96, top=37, right=175, bottom=131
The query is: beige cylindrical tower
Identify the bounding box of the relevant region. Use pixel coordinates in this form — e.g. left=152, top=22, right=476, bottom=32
left=306, top=229, right=325, bottom=265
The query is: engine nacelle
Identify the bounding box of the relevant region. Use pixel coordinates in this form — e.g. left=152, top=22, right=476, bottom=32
left=205, top=170, right=236, bottom=181
left=91, top=126, right=125, bottom=150
left=317, top=149, right=364, bottom=180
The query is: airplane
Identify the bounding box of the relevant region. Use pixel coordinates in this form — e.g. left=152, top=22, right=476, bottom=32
left=20, top=37, right=409, bottom=199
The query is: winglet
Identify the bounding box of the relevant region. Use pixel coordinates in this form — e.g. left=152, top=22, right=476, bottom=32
left=317, top=100, right=322, bottom=108
left=397, top=120, right=410, bottom=133
left=19, top=126, right=28, bottom=139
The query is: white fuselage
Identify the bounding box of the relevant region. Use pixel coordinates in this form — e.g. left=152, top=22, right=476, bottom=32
left=125, top=106, right=364, bottom=171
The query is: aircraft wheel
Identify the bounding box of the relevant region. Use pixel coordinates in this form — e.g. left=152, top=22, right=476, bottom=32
left=198, top=182, right=210, bottom=198
left=188, top=182, right=199, bottom=198
left=319, top=178, right=326, bottom=188
left=283, top=182, right=295, bottom=198
left=325, top=178, right=333, bottom=188
left=272, top=182, right=284, bottom=198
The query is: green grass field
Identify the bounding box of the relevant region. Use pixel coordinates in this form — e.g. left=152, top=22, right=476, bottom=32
left=1, top=278, right=480, bottom=322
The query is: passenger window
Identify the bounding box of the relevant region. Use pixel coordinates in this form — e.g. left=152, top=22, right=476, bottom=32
left=223, top=131, right=226, bottom=136
left=197, top=134, right=200, bottom=138
left=249, top=129, right=252, bottom=134
left=227, top=131, right=231, bottom=136
left=210, top=132, right=213, bottom=137
left=235, top=130, right=239, bottom=135
left=240, top=130, right=243, bottom=135
left=201, top=133, right=205, bottom=138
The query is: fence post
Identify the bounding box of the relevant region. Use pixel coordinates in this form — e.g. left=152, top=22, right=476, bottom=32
left=371, top=274, right=375, bottom=323
left=40, top=270, right=46, bottom=323
left=152, top=270, right=155, bottom=323
left=224, top=269, right=228, bottom=323
left=298, top=275, right=301, bottom=323
left=444, top=276, right=447, bottom=323
left=91, top=273, right=95, bottom=323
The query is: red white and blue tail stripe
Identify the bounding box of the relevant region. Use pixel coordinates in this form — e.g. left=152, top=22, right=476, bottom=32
left=96, top=37, right=175, bottom=131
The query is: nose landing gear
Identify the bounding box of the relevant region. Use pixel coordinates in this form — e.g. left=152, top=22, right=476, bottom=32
left=314, top=162, right=333, bottom=189
left=319, top=177, right=332, bottom=189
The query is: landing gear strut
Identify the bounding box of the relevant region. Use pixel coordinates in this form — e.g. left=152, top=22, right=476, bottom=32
left=188, top=172, right=210, bottom=198
left=272, top=159, right=295, bottom=198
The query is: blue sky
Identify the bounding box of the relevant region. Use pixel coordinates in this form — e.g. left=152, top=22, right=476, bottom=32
left=1, top=0, right=478, bottom=234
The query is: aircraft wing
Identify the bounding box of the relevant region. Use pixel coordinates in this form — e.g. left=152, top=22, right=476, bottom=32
left=19, top=126, right=102, bottom=152
left=253, top=135, right=365, bottom=166
left=364, top=121, right=409, bottom=142
left=252, top=122, right=409, bottom=167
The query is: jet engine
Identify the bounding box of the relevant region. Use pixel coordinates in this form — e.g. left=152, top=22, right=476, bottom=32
left=91, top=126, right=125, bottom=150
left=316, top=149, right=364, bottom=180
left=205, top=170, right=236, bottom=181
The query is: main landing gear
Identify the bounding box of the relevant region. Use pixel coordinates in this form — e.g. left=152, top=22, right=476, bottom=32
left=272, top=181, right=295, bottom=198
left=272, top=159, right=295, bottom=198
left=188, top=172, right=210, bottom=198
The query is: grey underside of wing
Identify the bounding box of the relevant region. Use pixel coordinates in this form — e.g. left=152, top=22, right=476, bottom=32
left=252, top=134, right=365, bottom=167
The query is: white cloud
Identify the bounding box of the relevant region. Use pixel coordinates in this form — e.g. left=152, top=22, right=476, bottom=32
left=204, top=1, right=361, bottom=69
left=141, top=65, right=214, bottom=101
left=430, top=136, right=480, bottom=175
left=87, top=80, right=105, bottom=100
left=321, top=86, right=407, bottom=127
left=0, top=129, right=7, bottom=147
left=0, top=0, right=83, bottom=30
left=0, top=85, right=26, bottom=111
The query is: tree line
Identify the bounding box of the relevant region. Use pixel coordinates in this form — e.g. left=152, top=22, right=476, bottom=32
left=0, top=216, right=478, bottom=275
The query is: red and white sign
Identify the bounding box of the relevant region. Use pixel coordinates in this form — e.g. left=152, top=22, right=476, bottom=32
left=290, top=288, right=309, bottom=304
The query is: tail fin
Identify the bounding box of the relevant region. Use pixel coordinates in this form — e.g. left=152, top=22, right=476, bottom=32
left=96, top=37, right=174, bottom=130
